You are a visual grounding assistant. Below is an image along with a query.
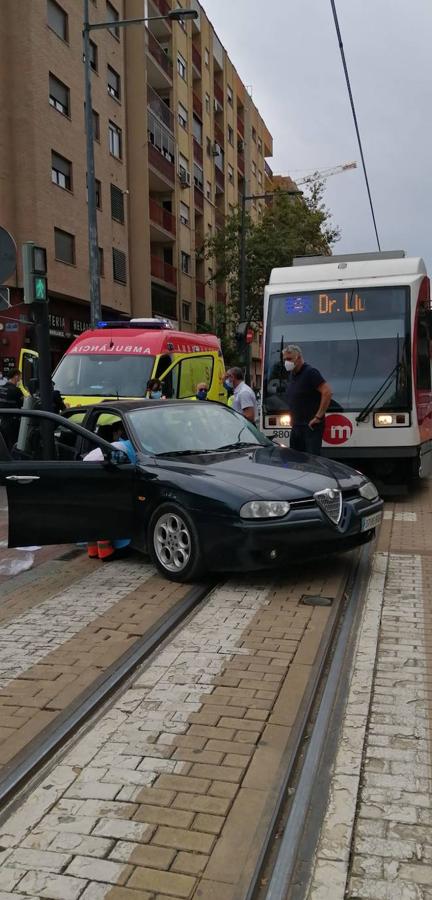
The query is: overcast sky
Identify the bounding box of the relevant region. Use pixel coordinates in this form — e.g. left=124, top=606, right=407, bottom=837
left=203, top=0, right=432, bottom=268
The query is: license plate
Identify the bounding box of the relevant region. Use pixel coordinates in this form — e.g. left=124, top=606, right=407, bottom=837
left=361, top=511, right=382, bottom=532
left=271, top=429, right=291, bottom=439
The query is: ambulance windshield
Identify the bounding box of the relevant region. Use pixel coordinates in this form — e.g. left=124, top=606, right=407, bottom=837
left=54, top=354, right=156, bottom=397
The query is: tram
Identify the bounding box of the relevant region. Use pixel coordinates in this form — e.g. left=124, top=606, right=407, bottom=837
left=260, top=251, right=432, bottom=481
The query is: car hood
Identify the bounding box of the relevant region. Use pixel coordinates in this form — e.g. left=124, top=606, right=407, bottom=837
left=155, top=445, right=361, bottom=501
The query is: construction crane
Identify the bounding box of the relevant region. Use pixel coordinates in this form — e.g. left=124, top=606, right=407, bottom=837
left=296, top=161, right=357, bottom=185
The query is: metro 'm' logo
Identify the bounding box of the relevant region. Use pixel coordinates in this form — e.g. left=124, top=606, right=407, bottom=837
left=323, top=414, right=353, bottom=445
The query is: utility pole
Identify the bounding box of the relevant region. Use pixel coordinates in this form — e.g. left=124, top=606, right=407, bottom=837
left=22, top=243, right=54, bottom=458
left=83, top=0, right=101, bottom=328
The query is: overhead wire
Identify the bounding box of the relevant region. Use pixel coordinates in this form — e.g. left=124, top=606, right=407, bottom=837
left=330, top=0, right=381, bottom=251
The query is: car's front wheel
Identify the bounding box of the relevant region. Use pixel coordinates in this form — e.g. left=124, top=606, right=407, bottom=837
left=148, top=503, right=204, bottom=582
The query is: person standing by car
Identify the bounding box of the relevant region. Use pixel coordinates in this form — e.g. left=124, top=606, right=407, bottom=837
left=0, top=368, right=24, bottom=449
left=195, top=382, right=208, bottom=401
left=225, top=367, right=257, bottom=423
left=283, top=344, right=332, bottom=455
left=145, top=378, right=166, bottom=400
left=84, top=424, right=137, bottom=561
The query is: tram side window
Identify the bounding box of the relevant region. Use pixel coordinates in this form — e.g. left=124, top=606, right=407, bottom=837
left=416, top=319, right=432, bottom=390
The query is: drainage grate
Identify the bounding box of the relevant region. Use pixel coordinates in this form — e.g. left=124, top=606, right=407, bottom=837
left=300, top=594, right=333, bottom=607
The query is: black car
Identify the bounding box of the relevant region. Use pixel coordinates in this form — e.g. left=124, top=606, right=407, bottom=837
left=0, top=401, right=383, bottom=582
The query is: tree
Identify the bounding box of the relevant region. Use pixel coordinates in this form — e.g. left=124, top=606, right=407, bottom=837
left=202, top=176, right=340, bottom=334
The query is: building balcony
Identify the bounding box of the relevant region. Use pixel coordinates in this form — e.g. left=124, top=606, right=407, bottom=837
left=194, top=185, right=204, bottom=213
left=148, top=0, right=172, bottom=35
left=147, top=85, right=174, bottom=132
left=145, top=29, right=173, bottom=88
left=193, top=91, right=202, bottom=120
left=215, top=166, right=225, bottom=194
left=148, top=141, right=175, bottom=190
left=214, top=80, right=224, bottom=107
left=215, top=208, right=225, bottom=230
left=196, top=280, right=205, bottom=300
left=192, top=44, right=202, bottom=77
left=237, top=115, right=244, bottom=138
left=265, top=160, right=273, bottom=179
left=214, top=121, right=224, bottom=147
left=151, top=255, right=177, bottom=288
left=237, top=153, right=245, bottom=176
left=193, top=138, right=203, bottom=166
left=149, top=198, right=176, bottom=241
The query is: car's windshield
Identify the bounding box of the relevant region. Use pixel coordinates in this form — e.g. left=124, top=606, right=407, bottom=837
left=53, top=354, right=155, bottom=397
left=264, top=286, right=410, bottom=414
left=128, top=403, right=270, bottom=455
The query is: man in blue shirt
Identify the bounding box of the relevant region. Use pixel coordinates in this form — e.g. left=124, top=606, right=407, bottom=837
left=283, top=344, right=332, bottom=455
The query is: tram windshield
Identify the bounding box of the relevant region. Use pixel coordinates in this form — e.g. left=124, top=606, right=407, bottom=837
left=263, top=286, right=410, bottom=415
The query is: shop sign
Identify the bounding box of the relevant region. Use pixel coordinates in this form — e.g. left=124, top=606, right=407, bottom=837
left=49, top=314, right=66, bottom=337
left=72, top=319, right=89, bottom=335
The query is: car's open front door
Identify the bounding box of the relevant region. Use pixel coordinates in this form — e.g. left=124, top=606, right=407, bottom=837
left=0, top=410, right=136, bottom=547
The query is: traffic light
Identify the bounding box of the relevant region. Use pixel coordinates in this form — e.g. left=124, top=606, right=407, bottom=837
left=22, top=242, right=48, bottom=304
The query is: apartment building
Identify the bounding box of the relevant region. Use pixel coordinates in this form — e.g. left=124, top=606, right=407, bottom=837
left=0, top=0, right=273, bottom=371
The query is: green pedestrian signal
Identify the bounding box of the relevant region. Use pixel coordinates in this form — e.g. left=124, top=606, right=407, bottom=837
left=34, top=276, right=47, bottom=301
left=22, top=243, right=48, bottom=304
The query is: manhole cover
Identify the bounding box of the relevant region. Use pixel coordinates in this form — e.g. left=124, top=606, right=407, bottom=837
left=300, top=594, right=333, bottom=607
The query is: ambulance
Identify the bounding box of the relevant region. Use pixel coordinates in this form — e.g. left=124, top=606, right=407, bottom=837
left=20, top=318, right=227, bottom=407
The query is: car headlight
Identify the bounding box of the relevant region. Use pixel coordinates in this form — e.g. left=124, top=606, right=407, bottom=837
left=240, top=500, right=291, bottom=519
left=359, top=481, right=379, bottom=501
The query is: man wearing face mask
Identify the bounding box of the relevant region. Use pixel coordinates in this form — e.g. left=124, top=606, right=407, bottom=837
left=224, top=367, right=257, bottom=423
left=195, top=382, right=208, bottom=401
left=146, top=378, right=165, bottom=400
left=283, top=344, right=332, bottom=455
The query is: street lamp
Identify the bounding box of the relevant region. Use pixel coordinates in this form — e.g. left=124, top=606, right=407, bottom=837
left=83, top=2, right=198, bottom=327
left=238, top=189, right=302, bottom=384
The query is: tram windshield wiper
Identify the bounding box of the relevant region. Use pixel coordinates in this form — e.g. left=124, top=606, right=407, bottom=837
left=356, top=362, right=402, bottom=423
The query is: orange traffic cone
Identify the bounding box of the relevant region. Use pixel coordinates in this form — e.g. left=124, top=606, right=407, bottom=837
left=97, top=540, right=116, bottom=561
left=87, top=543, right=98, bottom=559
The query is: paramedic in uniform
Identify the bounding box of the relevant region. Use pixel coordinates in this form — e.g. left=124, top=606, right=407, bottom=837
left=283, top=344, right=332, bottom=455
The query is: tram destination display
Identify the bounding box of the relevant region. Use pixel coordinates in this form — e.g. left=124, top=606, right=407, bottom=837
left=281, top=287, right=407, bottom=321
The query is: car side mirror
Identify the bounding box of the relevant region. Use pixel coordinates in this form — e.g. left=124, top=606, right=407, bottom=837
left=104, top=448, right=130, bottom=467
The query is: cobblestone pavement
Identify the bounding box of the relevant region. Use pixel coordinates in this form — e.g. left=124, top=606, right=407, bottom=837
left=307, top=479, right=432, bottom=900
left=0, top=552, right=352, bottom=899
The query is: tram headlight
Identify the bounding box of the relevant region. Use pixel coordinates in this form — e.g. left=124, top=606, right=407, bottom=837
left=279, top=415, right=292, bottom=427
left=359, top=481, right=379, bottom=501
left=374, top=413, right=394, bottom=427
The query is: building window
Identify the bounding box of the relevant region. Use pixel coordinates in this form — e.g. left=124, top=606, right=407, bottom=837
left=180, top=202, right=189, bottom=226
left=258, top=169, right=263, bottom=186
left=193, top=163, right=203, bottom=191
left=148, top=111, right=175, bottom=165
left=252, top=126, right=257, bottom=143
left=252, top=160, right=257, bottom=176
left=54, top=228, right=75, bottom=264
left=86, top=174, right=101, bottom=209
left=181, top=251, right=191, bottom=274
left=204, top=47, right=209, bottom=67
left=89, top=40, right=98, bottom=72
left=178, top=102, right=188, bottom=129
left=196, top=301, right=206, bottom=326
left=227, top=124, right=234, bottom=146
left=182, top=301, right=191, bottom=321
left=178, top=153, right=189, bottom=179
left=49, top=73, right=70, bottom=116
left=206, top=180, right=212, bottom=200
left=205, top=92, right=210, bottom=114
left=206, top=137, right=212, bottom=158
left=109, top=121, right=122, bottom=158
left=227, top=85, right=233, bottom=106
left=107, top=65, right=121, bottom=101
left=47, top=0, right=68, bottom=41
left=258, top=137, right=262, bottom=154
left=228, top=164, right=234, bottom=184
left=98, top=247, right=104, bottom=276
left=193, top=115, right=202, bottom=145
left=51, top=151, right=72, bottom=191
left=112, top=247, right=127, bottom=283
left=177, top=53, right=187, bottom=81
left=111, top=184, right=124, bottom=223
left=106, top=1, right=119, bottom=38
